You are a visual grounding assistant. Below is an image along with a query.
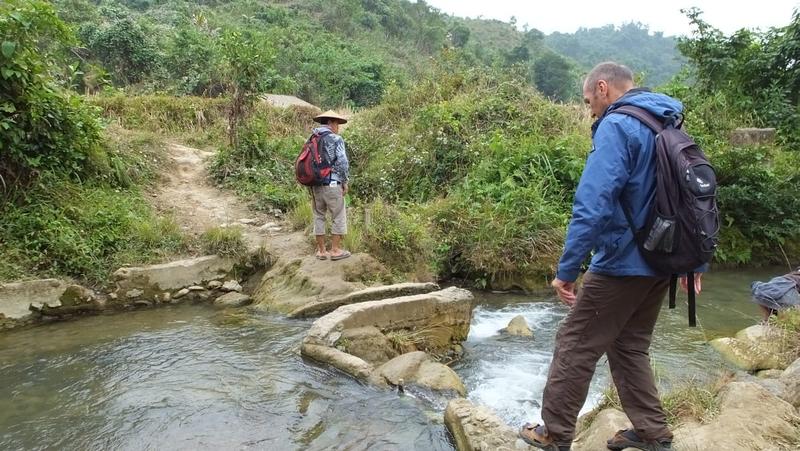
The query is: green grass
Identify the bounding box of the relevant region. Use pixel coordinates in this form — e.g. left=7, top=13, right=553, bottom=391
left=591, top=372, right=733, bottom=429
left=199, top=226, right=247, bottom=258
left=0, top=125, right=193, bottom=287
left=0, top=176, right=190, bottom=286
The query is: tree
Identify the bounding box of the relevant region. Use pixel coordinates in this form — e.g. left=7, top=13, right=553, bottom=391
left=219, top=30, right=276, bottom=147
left=86, top=15, right=159, bottom=85
left=677, top=7, right=800, bottom=146
left=449, top=24, right=470, bottom=48
left=533, top=51, right=577, bottom=101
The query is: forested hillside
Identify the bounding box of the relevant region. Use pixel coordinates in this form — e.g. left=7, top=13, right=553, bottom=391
left=54, top=0, right=683, bottom=104
left=546, top=22, right=683, bottom=86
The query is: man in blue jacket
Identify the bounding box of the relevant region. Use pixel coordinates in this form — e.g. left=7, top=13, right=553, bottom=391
left=519, top=62, right=701, bottom=451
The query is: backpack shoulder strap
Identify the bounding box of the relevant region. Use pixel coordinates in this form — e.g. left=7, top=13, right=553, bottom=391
left=612, top=105, right=665, bottom=134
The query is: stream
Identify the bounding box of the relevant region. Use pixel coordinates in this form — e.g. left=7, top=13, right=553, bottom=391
left=0, top=268, right=781, bottom=450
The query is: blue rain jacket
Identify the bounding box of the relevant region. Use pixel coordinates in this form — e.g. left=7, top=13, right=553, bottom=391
left=556, top=89, right=683, bottom=282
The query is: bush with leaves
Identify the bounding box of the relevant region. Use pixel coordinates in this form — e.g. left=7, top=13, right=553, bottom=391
left=1, top=0, right=104, bottom=198
left=677, top=7, right=800, bottom=148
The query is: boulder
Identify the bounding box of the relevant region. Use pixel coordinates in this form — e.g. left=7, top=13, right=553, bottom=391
left=253, top=232, right=390, bottom=313
left=729, top=128, right=776, bottom=146
left=673, top=382, right=797, bottom=451
left=444, top=398, right=519, bottom=451
left=572, top=409, right=631, bottom=451
left=710, top=325, right=794, bottom=371
left=502, top=315, right=533, bottom=337
left=0, top=279, right=68, bottom=328
left=58, top=284, right=95, bottom=306
left=39, top=284, right=104, bottom=317
left=213, top=292, right=252, bottom=308
left=779, top=357, right=800, bottom=407
left=337, top=326, right=398, bottom=366
left=302, top=343, right=373, bottom=380
left=301, top=287, right=473, bottom=392
left=756, top=369, right=784, bottom=379
left=374, top=351, right=466, bottom=395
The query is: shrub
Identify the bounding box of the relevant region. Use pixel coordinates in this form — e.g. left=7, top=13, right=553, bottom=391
left=344, top=58, right=589, bottom=286
left=359, top=199, right=435, bottom=279
left=1, top=0, right=104, bottom=198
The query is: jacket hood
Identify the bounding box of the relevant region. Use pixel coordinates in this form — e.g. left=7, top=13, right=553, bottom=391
left=312, top=126, right=333, bottom=136
left=591, top=88, right=683, bottom=136
left=609, top=88, right=683, bottom=121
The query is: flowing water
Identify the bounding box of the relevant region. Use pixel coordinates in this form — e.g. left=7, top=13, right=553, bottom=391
left=0, top=267, right=783, bottom=450
left=455, top=267, right=781, bottom=428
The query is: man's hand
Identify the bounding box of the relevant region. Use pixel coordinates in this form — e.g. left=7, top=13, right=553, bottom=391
left=679, top=273, right=703, bottom=294
left=343, top=182, right=349, bottom=195
left=551, top=278, right=577, bottom=307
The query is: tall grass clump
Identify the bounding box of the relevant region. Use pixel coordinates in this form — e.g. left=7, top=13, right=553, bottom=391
left=90, top=94, right=230, bottom=146
left=200, top=226, right=247, bottom=258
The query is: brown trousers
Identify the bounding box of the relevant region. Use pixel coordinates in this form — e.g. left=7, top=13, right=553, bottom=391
left=542, top=272, right=672, bottom=445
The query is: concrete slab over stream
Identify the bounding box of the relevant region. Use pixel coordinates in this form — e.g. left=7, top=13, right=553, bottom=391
left=301, top=287, right=473, bottom=393
left=288, top=282, right=440, bottom=317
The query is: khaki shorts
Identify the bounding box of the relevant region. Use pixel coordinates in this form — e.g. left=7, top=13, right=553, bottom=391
left=311, top=185, right=347, bottom=235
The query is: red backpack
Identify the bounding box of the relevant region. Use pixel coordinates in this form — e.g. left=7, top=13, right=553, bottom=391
left=295, top=130, right=333, bottom=186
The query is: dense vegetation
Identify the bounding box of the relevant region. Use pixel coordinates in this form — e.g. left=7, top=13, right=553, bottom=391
left=2, top=0, right=799, bottom=289
left=51, top=0, right=683, bottom=104
left=664, top=8, right=800, bottom=264
left=0, top=1, right=190, bottom=284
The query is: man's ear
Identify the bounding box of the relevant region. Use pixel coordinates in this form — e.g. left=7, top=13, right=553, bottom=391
left=597, top=80, right=608, bottom=97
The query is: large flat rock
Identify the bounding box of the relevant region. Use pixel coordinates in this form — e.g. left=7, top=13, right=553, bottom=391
left=113, top=255, right=235, bottom=295
left=0, top=279, right=67, bottom=320
left=444, top=398, right=521, bottom=451
left=673, top=381, right=797, bottom=451
left=253, top=252, right=389, bottom=313
left=711, top=324, right=794, bottom=371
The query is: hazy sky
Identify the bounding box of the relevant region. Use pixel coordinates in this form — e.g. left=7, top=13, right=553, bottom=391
left=421, top=0, right=799, bottom=36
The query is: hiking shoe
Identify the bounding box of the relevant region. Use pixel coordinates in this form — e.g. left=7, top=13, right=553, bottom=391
left=607, top=429, right=671, bottom=451
left=518, top=423, right=571, bottom=451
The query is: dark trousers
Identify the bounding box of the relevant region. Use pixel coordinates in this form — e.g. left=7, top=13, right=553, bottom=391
left=541, top=272, right=672, bottom=445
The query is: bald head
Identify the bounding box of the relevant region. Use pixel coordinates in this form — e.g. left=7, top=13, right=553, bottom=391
left=584, top=62, right=634, bottom=93
left=582, top=62, right=635, bottom=118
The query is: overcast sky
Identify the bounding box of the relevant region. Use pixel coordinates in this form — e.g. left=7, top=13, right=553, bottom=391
left=421, top=0, right=799, bottom=36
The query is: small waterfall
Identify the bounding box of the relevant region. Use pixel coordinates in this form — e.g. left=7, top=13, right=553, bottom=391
left=455, top=300, right=608, bottom=427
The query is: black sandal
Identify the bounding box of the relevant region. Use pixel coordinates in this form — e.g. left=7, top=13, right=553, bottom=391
left=607, top=429, right=671, bottom=451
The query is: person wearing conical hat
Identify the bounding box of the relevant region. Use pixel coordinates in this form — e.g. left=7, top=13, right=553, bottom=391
left=310, top=110, right=351, bottom=261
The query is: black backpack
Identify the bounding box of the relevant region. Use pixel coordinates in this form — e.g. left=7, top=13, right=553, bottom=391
left=614, top=105, right=720, bottom=326
left=295, top=130, right=333, bottom=186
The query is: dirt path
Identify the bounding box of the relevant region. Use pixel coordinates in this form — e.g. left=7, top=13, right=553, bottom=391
left=152, top=143, right=281, bottom=250
left=151, top=142, right=380, bottom=309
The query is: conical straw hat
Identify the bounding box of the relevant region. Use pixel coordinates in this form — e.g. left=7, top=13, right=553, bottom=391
left=313, top=110, right=348, bottom=124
